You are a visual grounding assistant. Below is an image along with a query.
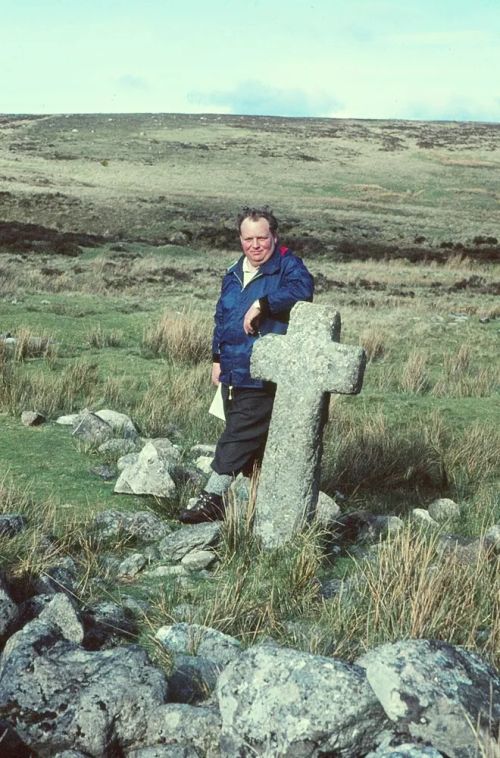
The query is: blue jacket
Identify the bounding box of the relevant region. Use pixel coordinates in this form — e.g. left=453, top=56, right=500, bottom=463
left=212, top=245, right=314, bottom=388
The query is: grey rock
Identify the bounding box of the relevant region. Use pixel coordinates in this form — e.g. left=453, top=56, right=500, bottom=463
left=168, top=653, right=222, bottom=703
left=82, top=600, right=138, bottom=649
left=126, top=703, right=221, bottom=757
left=484, top=523, right=500, bottom=552
left=72, top=410, right=113, bottom=445
left=156, top=623, right=241, bottom=669
left=38, top=593, right=83, bottom=644
left=251, top=302, right=366, bottom=548
left=190, top=443, right=217, bottom=458
left=181, top=549, right=216, bottom=571
left=0, top=613, right=167, bottom=757
left=98, top=437, right=141, bottom=456
left=314, top=490, right=341, bottom=527
left=94, top=408, right=139, bottom=439
left=56, top=412, right=82, bottom=426
left=118, top=452, right=140, bottom=471
left=0, top=576, right=18, bottom=638
left=356, top=639, right=500, bottom=758
left=158, top=523, right=222, bottom=561
left=0, top=512, right=27, bottom=537
left=193, top=455, right=213, bottom=475
left=21, top=410, right=46, bottom=426
left=90, top=463, right=116, bottom=480
left=436, top=534, right=484, bottom=564
left=411, top=508, right=439, bottom=527
left=33, top=556, right=78, bottom=595
left=114, top=441, right=177, bottom=497
left=217, top=643, right=387, bottom=756
left=147, top=564, right=189, bottom=578
left=428, top=497, right=460, bottom=522
left=117, top=552, right=148, bottom=578
left=366, top=742, right=445, bottom=757
left=171, top=604, right=199, bottom=623
left=93, top=509, right=171, bottom=542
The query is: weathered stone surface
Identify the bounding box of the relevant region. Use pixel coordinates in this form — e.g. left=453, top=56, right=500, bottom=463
left=251, top=302, right=366, bottom=548
left=98, top=437, right=140, bottom=457
left=428, top=497, right=460, bottom=522
left=92, top=509, right=171, bottom=542
left=156, top=623, right=241, bottom=669
left=72, top=410, right=113, bottom=445
left=356, top=639, right=500, bottom=758
left=217, top=643, right=387, bottom=756
left=366, top=742, right=445, bottom=757
left=436, top=534, right=485, bottom=564
left=146, top=564, right=189, bottom=578
left=82, top=600, right=138, bottom=650
left=0, top=512, right=27, bottom=537
left=314, top=490, right=341, bottom=527
left=158, top=523, right=222, bottom=561
left=21, top=410, right=46, bottom=426
left=126, top=703, right=221, bottom=757
left=38, top=593, right=83, bottom=644
left=94, top=408, right=139, bottom=439
left=117, top=552, right=148, bottom=578
left=411, top=508, right=439, bottom=527
left=194, top=455, right=213, bottom=475
left=114, top=441, right=177, bottom=497
left=56, top=412, right=82, bottom=426
left=32, top=556, right=78, bottom=596
left=484, top=523, right=500, bottom=552
left=118, top=452, right=140, bottom=471
left=181, top=549, right=216, bottom=571
left=167, top=654, right=221, bottom=704
left=0, top=611, right=167, bottom=757
left=0, top=576, right=18, bottom=638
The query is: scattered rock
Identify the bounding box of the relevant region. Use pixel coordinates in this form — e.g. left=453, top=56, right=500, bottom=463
left=117, top=552, right=148, bottom=578
left=366, top=741, right=445, bottom=757
left=89, top=464, right=116, bottom=480
left=32, top=556, right=78, bottom=596
left=0, top=576, right=18, bottom=638
left=92, top=509, right=171, bottom=543
left=38, top=592, right=83, bottom=644
left=411, top=508, right=439, bottom=527
left=156, top=623, right=241, bottom=669
left=82, top=600, right=138, bottom=649
left=72, top=410, right=113, bottom=445
left=0, top=513, right=27, bottom=537
left=190, top=443, right=216, bottom=458
left=357, top=639, right=500, bottom=758
left=126, top=703, right=221, bottom=756
left=158, top=523, right=222, bottom=562
left=314, top=490, right=341, bottom=527
left=436, top=534, right=485, bottom=564
left=146, top=564, right=189, bottom=578
left=181, top=549, right=216, bottom=571
left=98, top=437, right=141, bottom=457
left=21, top=410, right=46, bottom=426
left=217, top=643, right=388, bottom=756
left=94, top=409, right=139, bottom=439
left=194, top=455, right=213, bottom=475
left=56, top=412, right=82, bottom=426
left=114, top=441, right=177, bottom=498
left=427, top=497, right=460, bottom=522
left=484, top=523, right=500, bottom=552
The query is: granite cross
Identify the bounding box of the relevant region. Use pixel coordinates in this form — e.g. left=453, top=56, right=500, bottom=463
left=250, top=301, right=366, bottom=549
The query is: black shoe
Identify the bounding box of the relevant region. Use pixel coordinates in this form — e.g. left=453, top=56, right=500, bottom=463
left=178, top=491, right=225, bottom=524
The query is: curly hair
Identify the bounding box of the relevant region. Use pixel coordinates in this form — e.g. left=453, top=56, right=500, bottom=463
left=237, top=206, right=278, bottom=235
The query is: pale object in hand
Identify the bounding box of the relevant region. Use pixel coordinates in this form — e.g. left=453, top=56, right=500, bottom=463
left=209, top=383, right=225, bottom=420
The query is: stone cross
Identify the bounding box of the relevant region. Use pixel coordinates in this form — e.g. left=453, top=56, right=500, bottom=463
left=250, top=301, right=366, bottom=549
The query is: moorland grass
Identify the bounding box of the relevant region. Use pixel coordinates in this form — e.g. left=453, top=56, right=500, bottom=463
left=0, top=243, right=498, bottom=671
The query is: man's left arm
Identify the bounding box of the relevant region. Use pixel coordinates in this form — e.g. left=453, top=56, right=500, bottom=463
left=259, top=256, right=314, bottom=317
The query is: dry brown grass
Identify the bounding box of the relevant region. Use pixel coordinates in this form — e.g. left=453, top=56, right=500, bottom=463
left=142, top=308, right=211, bottom=364
left=323, top=524, right=499, bottom=668
left=433, top=344, right=497, bottom=398
left=359, top=328, right=386, bottom=362
left=399, top=349, right=430, bottom=394
left=12, top=327, right=57, bottom=362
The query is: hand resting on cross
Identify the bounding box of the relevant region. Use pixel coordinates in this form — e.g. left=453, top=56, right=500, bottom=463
left=243, top=303, right=261, bottom=335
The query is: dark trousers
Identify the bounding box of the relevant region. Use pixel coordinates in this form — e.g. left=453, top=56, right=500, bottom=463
left=211, top=383, right=275, bottom=477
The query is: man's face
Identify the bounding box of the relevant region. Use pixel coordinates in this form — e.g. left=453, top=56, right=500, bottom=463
left=240, top=217, right=277, bottom=267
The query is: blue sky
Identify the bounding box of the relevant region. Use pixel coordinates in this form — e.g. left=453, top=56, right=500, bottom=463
left=1, top=0, right=499, bottom=121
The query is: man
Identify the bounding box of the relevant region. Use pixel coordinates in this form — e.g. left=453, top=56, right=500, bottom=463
left=179, top=206, right=314, bottom=524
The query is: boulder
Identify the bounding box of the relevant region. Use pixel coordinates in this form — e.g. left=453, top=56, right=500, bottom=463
left=0, top=576, right=18, bottom=638
left=92, top=509, right=171, bottom=543
left=21, top=410, right=46, bottom=426
left=72, top=411, right=113, bottom=445
left=38, top=592, right=83, bottom=644
left=82, top=600, right=138, bottom=650
left=156, top=623, right=241, bottom=669
left=114, top=441, right=177, bottom=497
left=0, top=602, right=167, bottom=756
left=427, top=498, right=460, bottom=522
left=194, top=455, right=213, bottom=475
left=314, top=490, right=341, bottom=528
left=98, top=438, right=141, bottom=457
left=118, top=452, right=140, bottom=471
left=217, top=643, right=388, bottom=756
left=181, top=549, right=216, bottom=571
left=190, top=444, right=217, bottom=458
left=56, top=412, right=82, bottom=426
left=117, top=552, right=148, bottom=578
left=125, top=703, right=221, bottom=757
left=94, top=409, right=139, bottom=439
left=32, top=556, right=78, bottom=596
left=356, top=639, right=500, bottom=758
left=411, top=508, right=439, bottom=527
left=158, top=523, right=222, bottom=562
